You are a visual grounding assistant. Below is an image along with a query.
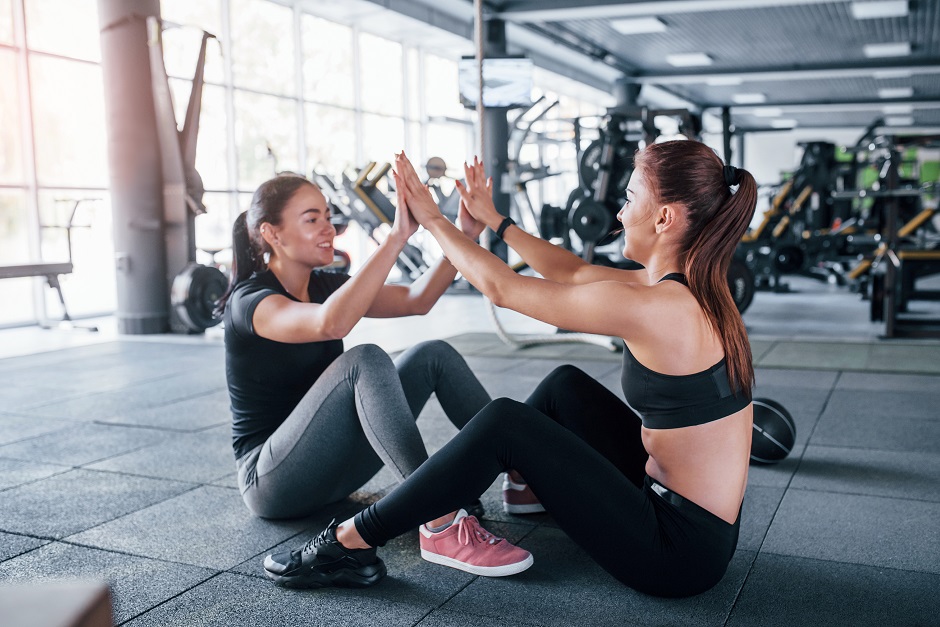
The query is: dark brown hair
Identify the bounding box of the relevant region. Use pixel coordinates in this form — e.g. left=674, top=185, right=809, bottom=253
left=215, top=174, right=314, bottom=315
left=633, top=140, right=757, bottom=396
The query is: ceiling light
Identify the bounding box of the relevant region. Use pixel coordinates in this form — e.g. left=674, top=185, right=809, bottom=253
left=884, top=116, right=914, bottom=126
left=611, top=17, right=666, bottom=35
left=878, top=87, right=914, bottom=98
left=666, top=53, right=712, bottom=67
left=864, top=42, right=912, bottom=58
left=753, top=107, right=784, bottom=117
left=882, top=104, right=913, bottom=114
left=706, top=76, right=743, bottom=86
left=873, top=69, right=913, bottom=79
left=851, top=1, right=909, bottom=20
left=732, top=93, right=767, bottom=104
left=770, top=119, right=798, bottom=129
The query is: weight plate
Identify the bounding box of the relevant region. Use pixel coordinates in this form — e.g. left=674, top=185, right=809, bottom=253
left=727, top=257, right=756, bottom=314
left=171, top=263, right=228, bottom=331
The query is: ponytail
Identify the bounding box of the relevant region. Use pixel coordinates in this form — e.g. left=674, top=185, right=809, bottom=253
left=214, top=211, right=262, bottom=316
left=634, top=141, right=757, bottom=397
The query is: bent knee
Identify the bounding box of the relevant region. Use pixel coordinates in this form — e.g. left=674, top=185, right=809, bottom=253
left=545, top=364, right=589, bottom=385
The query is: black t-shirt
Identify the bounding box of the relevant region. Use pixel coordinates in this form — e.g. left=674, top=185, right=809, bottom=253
left=224, top=269, right=351, bottom=458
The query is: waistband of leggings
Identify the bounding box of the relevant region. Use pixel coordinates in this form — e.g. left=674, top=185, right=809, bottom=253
left=643, top=475, right=738, bottom=527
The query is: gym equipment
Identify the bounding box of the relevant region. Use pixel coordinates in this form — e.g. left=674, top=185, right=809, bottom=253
left=750, top=397, right=796, bottom=464
left=0, top=198, right=100, bottom=331
left=836, top=134, right=940, bottom=338
left=313, top=165, right=432, bottom=282
left=148, top=18, right=226, bottom=333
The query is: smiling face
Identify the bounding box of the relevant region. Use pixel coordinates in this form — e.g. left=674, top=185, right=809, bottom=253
left=263, top=184, right=336, bottom=268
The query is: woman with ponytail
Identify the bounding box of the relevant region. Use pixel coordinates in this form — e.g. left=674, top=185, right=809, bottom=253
left=266, top=142, right=757, bottom=598
left=219, top=173, right=535, bottom=588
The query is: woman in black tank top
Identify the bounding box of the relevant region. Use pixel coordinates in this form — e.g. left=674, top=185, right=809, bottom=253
left=265, top=143, right=759, bottom=598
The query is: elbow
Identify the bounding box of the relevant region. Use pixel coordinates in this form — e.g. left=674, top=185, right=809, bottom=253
left=483, top=279, right=508, bottom=308
left=319, top=317, right=351, bottom=341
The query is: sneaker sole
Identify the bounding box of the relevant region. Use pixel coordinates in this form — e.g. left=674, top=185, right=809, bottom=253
left=420, top=549, right=533, bottom=577
left=263, top=561, right=386, bottom=589
left=503, top=502, right=546, bottom=514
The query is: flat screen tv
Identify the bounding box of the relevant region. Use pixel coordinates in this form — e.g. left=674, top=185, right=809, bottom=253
left=458, top=56, right=534, bottom=109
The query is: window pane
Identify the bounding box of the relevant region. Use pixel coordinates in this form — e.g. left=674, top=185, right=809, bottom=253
left=359, top=33, right=402, bottom=116
left=0, top=0, right=12, bottom=45
left=36, top=191, right=115, bottom=317
left=169, top=79, right=229, bottom=190
left=25, top=0, right=100, bottom=61
left=30, top=55, right=108, bottom=187
left=405, top=48, right=420, bottom=120
left=306, top=103, right=355, bottom=180
left=425, top=122, right=470, bottom=178
left=159, top=0, right=225, bottom=85
left=234, top=90, right=299, bottom=190
left=0, top=190, right=34, bottom=324
left=195, top=191, right=236, bottom=270
left=361, top=113, right=404, bottom=167
left=229, top=0, right=295, bottom=96
left=302, top=15, right=353, bottom=107
left=424, top=54, right=465, bottom=119
left=0, top=49, right=23, bottom=184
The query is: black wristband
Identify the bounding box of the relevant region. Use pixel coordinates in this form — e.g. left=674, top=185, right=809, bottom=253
left=495, top=217, right=516, bottom=240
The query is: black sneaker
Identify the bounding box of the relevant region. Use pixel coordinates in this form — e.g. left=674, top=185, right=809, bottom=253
left=262, top=520, right=386, bottom=589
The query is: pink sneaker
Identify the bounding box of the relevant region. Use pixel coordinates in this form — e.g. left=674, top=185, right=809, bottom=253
left=502, top=471, right=546, bottom=514
left=419, top=510, right=533, bottom=577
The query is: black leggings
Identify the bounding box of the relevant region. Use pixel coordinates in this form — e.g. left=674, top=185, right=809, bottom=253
left=355, top=365, right=740, bottom=598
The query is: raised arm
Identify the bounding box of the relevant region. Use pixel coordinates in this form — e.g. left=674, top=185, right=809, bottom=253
left=456, top=157, right=643, bottom=285
left=365, top=169, right=487, bottom=318
left=252, top=190, right=418, bottom=343
left=396, top=152, right=655, bottom=341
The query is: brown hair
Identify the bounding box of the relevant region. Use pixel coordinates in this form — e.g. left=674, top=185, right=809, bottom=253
left=633, top=140, right=756, bottom=396
left=215, top=174, right=314, bottom=315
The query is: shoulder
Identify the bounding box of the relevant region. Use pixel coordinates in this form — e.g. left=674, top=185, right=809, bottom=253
left=228, top=272, right=283, bottom=336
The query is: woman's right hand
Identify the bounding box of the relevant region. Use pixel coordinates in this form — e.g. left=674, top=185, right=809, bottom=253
left=455, top=157, right=501, bottom=228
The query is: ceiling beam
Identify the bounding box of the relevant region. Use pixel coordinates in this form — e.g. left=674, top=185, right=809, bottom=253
left=497, top=0, right=837, bottom=23
left=715, top=99, right=940, bottom=114
left=629, top=63, right=940, bottom=85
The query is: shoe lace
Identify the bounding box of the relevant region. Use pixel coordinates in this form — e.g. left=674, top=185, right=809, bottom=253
left=456, top=516, right=503, bottom=547
left=302, top=519, right=336, bottom=555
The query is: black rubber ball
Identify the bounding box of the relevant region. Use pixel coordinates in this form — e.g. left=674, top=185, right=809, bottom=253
left=750, top=397, right=796, bottom=464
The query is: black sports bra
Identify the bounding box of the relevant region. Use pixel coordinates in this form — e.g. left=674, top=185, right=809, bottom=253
left=620, top=273, right=750, bottom=429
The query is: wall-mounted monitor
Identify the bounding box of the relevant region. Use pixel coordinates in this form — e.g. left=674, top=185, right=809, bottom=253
left=457, top=56, right=534, bottom=109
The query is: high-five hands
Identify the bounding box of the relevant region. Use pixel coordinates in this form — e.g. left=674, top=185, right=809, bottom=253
left=395, top=151, right=487, bottom=241
left=455, top=157, right=501, bottom=230
left=389, top=167, right=419, bottom=246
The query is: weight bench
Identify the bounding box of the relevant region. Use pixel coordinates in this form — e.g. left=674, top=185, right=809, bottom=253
left=0, top=261, right=96, bottom=331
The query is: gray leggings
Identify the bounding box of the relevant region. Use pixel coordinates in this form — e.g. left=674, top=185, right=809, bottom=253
left=236, top=340, right=490, bottom=519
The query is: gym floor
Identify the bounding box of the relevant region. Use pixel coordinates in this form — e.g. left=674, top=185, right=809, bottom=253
left=0, top=276, right=938, bottom=626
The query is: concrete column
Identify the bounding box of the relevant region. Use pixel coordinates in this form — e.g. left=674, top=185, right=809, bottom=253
left=97, top=0, right=168, bottom=334
left=482, top=19, right=510, bottom=261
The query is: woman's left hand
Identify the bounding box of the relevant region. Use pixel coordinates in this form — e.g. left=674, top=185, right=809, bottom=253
left=395, top=152, right=446, bottom=228
left=389, top=170, right=419, bottom=245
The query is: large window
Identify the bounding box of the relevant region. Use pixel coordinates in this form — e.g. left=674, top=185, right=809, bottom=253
left=0, top=0, right=12, bottom=44
left=4, top=0, right=610, bottom=326
left=303, top=16, right=354, bottom=107
left=0, top=49, right=23, bottom=185
left=359, top=32, right=403, bottom=117
left=229, top=0, right=295, bottom=96
left=29, top=55, right=108, bottom=188
left=25, top=0, right=100, bottom=61
left=305, top=103, right=356, bottom=179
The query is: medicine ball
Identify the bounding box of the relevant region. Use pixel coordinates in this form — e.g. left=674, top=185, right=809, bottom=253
left=750, top=397, right=796, bottom=464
